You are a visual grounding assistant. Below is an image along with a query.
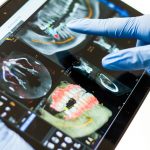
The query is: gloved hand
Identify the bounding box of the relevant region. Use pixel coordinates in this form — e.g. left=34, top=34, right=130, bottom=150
left=67, top=15, right=150, bottom=74
left=0, top=120, right=34, bottom=150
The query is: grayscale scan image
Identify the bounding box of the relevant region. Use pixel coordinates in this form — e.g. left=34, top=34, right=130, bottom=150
left=17, top=0, right=100, bottom=55
left=0, top=52, right=52, bottom=99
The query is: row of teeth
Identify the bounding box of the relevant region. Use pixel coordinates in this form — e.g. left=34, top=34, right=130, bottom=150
left=34, top=0, right=73, bottom=29
left=64, top=93, right=94, bottom=118
left=55, top=87, right=86, bottom=111
left=31, top=0, right=89, bottom=40
left=52, top=86, right=98, bottom=120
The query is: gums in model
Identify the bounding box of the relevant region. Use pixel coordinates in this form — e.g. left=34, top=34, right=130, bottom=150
left=17, top=0, right=100, bottom=55
left=0, top=52, right=52, bottom=99
left=39, top=81, right=112, bottom=138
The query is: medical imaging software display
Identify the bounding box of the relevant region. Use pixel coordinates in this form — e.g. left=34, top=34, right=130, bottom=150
left=17, top=0, right=100, bottom=55
left=0, top=0, right=144, bottom=149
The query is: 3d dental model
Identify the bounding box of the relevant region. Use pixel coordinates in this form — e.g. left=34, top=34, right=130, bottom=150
left=40, top=82, right=112, bottom=138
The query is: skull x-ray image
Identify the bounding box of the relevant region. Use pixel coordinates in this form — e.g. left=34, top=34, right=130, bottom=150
left=0, top=52, right=52, bottom=99
left=17, top=0, right=100, bottom=55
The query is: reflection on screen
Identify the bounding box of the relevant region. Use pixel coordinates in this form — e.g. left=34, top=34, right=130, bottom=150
left=17, top=0, right=100, bottom=55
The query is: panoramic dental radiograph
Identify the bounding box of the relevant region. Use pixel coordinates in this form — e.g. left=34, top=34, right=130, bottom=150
left=0, top=52, right=52, bottom=99
left=40, top=81, right=112, bottom=138
left=17, top=0, right=100, bottom=55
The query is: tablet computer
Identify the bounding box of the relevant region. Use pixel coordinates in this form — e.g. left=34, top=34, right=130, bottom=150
left=0, top=0, right=149, bottom=150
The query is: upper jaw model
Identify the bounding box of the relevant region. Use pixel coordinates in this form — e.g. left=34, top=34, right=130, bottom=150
left=17, top=0, right=100, bottom=55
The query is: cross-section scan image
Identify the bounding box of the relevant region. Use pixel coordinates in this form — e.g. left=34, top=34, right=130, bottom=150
left=17, top=0, right=100, bottom=55
left=39, top=81, right=112, bottom=138
left=72, top=58, right=131, bottom=95
left=94, top=36, right=120, bottom=53
left=0, top=52, right=52, bottom=99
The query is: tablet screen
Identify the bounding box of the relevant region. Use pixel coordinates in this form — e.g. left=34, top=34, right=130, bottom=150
left=0, top=0, right=147, bottom=149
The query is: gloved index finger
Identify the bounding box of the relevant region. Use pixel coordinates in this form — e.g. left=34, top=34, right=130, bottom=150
left=67, top=17, right=139, bottom=38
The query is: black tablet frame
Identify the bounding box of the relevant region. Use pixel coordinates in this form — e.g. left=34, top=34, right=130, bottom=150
left=0, top=1, right=149, bottom=150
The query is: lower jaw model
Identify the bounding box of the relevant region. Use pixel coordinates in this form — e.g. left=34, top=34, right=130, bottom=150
left=17, top=0, right=100, bottom=55
left=40, top=82, right=112, bottom=138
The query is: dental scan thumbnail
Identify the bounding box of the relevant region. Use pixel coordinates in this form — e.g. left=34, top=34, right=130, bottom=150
left=39, top=81, right=112, bottom=138
left=17, top=0, right=100, bottom=55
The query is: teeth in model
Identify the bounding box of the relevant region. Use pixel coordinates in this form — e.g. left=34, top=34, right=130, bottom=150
left=65, top=109, right=72, bottom=117
left=56, top=30, right=66, bottom=39
left=54, top=96, right=70, bottom=111
left=61, top=27, right=73, bottom=37
left=65, top=91, right=73, bottom=99
left=78, top=93, right=92, bottom=107
left=69, top=87, right=83, bottom=96
left=74, top=89, right=85, bottom=100
left=61, top=96, right=71, bottom=111
left=57, top=29, right=68, bottom=39
left=57, top=23, right=74, bottom=37
left=69, top=107, right=77, bottom=114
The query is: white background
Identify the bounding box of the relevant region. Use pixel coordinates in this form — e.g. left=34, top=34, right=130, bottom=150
left=116, top=1, right=150, bottom=150
left=121, top=0, right=150, bottom=14
left=0, top=0, right=8, bottom=7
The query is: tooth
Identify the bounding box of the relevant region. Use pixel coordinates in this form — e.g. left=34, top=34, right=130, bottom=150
left=57, top=30, right=66, bottom=39
left=62, top=95, right=70, bottom=107
left=69, top=107, right=77, bottom=114
left=66, top=91, right=73, bottom=98
left=65, top=110, right=72, bottom=117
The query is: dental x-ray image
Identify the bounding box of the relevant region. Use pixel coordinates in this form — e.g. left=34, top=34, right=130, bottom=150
left=17, top=0, right=100, bottom=55
left=94, top=36, right=120, bottom=53
left=39, top=81, right=112, bottom=138
left=72, top=58, right=130, bottom=95
left=0, top=52, right=52, bottom=99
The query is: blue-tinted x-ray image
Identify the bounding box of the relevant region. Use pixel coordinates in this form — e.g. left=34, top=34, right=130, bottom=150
left=17, top=0, right=100, bottom=55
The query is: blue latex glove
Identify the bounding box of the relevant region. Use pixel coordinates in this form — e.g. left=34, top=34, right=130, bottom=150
left=0, top=120, right=34, bottom=150
left=67, top=15, right=150, bottom=74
